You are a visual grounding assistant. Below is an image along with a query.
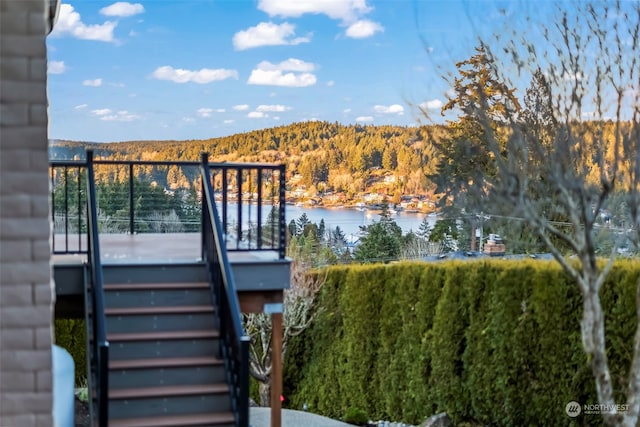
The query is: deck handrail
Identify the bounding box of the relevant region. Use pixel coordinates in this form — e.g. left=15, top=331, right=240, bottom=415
left=49, top=157, right=286, bottom=259
left=200, top=153, right=250, bottom=427
left=85, top=150, right=109, bottom=427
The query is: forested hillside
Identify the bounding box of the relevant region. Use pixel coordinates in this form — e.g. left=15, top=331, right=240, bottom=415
left=50, top=121, right=447, bottom=198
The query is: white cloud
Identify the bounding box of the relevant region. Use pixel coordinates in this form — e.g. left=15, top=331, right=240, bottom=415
left=223, top=119, right=235, bottom=124
left=355, top=116, right=374, bottom=122
left=248, top=59, right=316, bottom=87
left=248, top=111, right=267, bottom=118
left=151, top=66, right=238, bottom=84
left=215, top=108, right=226, bottom=113
left=197, top=108, right=214, bottom=118
left=233, top=22, right=310, bottom=50
left=74, top=104, right=88, bottom=110
left=101, top=110, right=141, bottom=122
left=182, top=117, right=196, bottom=123
left=256, top=104, right=290, bottom=112
left=343, top=108, right=352, bottom=113
left=233, top=104, right=250, bottom=111
left=83, top=78, right=103, bottom=87
left=248, top=70, right=316, bottom=87
left=258, top=0, right=371, bottom=22
left=327, top=80, right=335, bottom=87
left=100, top=2, right=145, bottom=17
left=374, top=104, right=404, bottom=115
left=345, top=19, right=383, bottom=39
left=48, top=60, right=66, bottom=74
left=420, top=99, right=443, bottom=110
left=51, top=4, right=117, bottom=42
left=91, top=108, right=140, bottom=122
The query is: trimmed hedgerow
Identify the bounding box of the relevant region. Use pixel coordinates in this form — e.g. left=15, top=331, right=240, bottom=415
left=284, top=259, right=640, bottom=426
left=54, top=318, right=87, bottom=385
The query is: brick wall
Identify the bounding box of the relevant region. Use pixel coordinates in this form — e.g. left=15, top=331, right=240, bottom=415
left=0, top=1, right=54, bottom=426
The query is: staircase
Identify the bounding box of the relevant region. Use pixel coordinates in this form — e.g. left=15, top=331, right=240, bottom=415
left=100, top=264, right=235, bottom=427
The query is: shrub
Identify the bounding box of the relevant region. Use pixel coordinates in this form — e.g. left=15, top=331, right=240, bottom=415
left=54, top=319, right=87, bottom=386
left=285, top=260, right=640, bottom=426
left=343, top=407, right=369, bottom=426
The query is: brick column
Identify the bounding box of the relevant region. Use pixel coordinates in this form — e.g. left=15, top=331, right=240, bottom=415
left=0, top=1, right=55, bottom=426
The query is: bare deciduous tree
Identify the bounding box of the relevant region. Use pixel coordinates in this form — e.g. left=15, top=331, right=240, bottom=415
left=243, top=260, right=324, bottom=407
left=435, top=2, right=640, bottom=425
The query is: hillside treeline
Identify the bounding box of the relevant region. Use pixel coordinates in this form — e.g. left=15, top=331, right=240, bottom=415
left=50, top=121, right=447, bottom=197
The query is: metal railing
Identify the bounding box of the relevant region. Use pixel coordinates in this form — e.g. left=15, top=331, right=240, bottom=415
left=49, top=154, right=287, bottom=259
left=208, top=160, right=287, bottom=259
left=201, top=154, right=250, bottom=427
left=84, top=151, right=109, bottom=427
left=50, top=160, right=88, bottom=254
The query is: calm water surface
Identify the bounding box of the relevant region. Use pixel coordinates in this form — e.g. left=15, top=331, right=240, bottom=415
left=283, top=205, right=437, bottom=240
left=219, top=203, right=438, bottom=241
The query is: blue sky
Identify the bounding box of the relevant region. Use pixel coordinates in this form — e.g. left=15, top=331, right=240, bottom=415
left=46, top=0, right=544, bottom=142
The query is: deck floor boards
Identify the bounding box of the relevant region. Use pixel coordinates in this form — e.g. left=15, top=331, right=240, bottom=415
left=52, top=232, right=282, bottom=264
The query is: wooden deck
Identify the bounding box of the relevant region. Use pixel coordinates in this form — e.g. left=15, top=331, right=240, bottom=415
left=52, top=233, right=290, bottom=304
left=52, top=232, right=283, bottom=264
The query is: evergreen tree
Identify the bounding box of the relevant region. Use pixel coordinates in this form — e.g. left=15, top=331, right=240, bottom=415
left=417, top=217, right=432, bottom=240
left=288, top=219, right=297, bottom=238
left=296, top=213, right=311, bottom=236
left=432, top=46, right=520, bottom=211
left=430, top=219, right=458, bottom=252
left=354, top=208, right=403, bottom=263
left=317, top=219, right=326, bottom=242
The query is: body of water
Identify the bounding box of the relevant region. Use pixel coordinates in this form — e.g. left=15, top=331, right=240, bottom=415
left=217, top=203, right=438, bottom=242
left=284, top=205, right=437, bottom=241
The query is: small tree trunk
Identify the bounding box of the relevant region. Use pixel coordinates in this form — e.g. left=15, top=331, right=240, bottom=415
left=258, top=380, right=271, bottom=407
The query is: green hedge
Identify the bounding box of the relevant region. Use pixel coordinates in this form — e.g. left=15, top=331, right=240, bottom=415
left=284, top=260, right=640, bottom=426
left=54, top=319, right=87, bottom=386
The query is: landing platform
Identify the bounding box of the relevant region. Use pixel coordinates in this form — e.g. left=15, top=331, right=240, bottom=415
left=53, top=233, right=290, bottom=318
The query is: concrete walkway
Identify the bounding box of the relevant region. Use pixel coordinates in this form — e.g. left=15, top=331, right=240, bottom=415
left=250, top=408, right=353, bottom=427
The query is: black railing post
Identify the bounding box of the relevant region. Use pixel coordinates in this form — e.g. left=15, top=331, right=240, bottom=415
left=64, top=166, right=69, bottom=251
left=278, top=165, right=286, bottom=259
left=222, top=170, right=228, bottom=239
left=77, top=168, right=83, bottom=246
left=128, top=163, right=134, bottom=234
left=257, top=169, right=263, bottom=250
left=239, top=336, right=250, bottom=427
left=201, top=153, right=209, bottom=260
left=50, top=168, right=56, bottom=252
left=236, top=167, right=242, bottom=249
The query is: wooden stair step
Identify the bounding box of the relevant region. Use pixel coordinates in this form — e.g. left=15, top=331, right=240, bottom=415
left=108, top=330, right=219, bottom=342
left=110, top=384, right=229, bottom=400
left=104, top=282, right=209, bottom=291
left=110, top=356, right=222, bottom=370
left=105, top=305, right=214, bottom=315
left=108, top=412, right=235, bottom=427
